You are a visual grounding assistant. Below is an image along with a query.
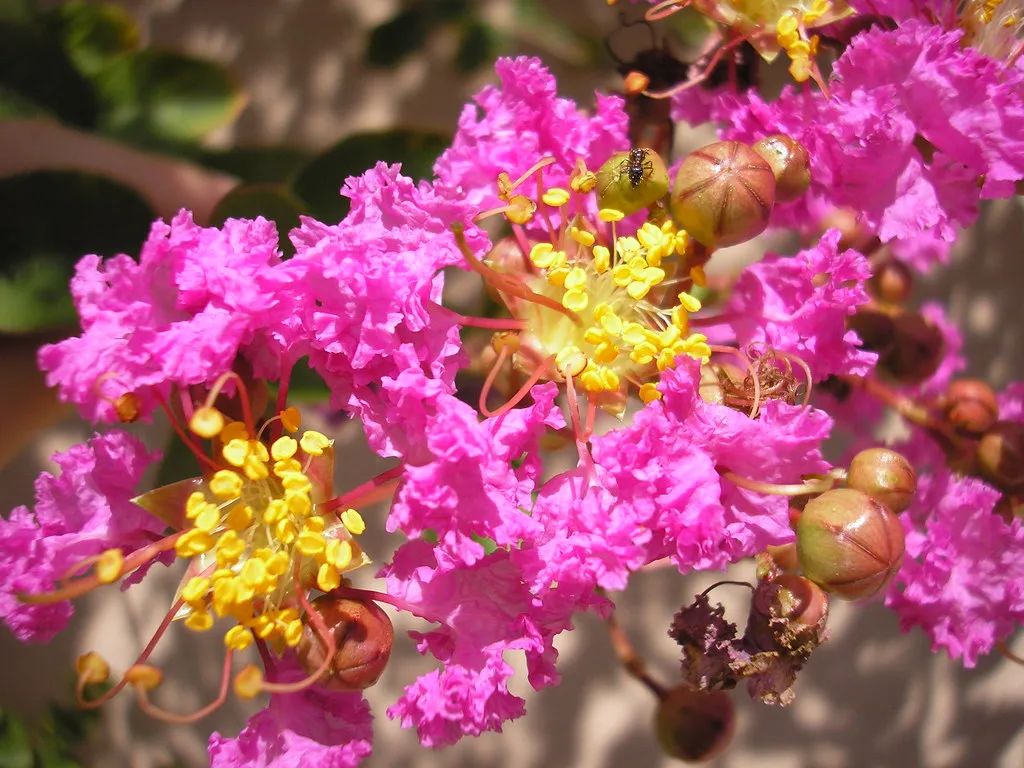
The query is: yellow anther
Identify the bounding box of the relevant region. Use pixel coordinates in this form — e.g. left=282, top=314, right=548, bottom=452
left=571, top=169, right=597, bottom=192
left=777, top=11, right=799, bottom=35
left=690, top=265, right=707, bottom=287
left=216, top=532, right=245, bottom=569
left=240, top=558, right=267, bottom=589
left=194, top=504, right=221, bottom=533
left=182, top=576, right=211, bottom=604
left=189, top=406, right=225, bottom=439
left=185, top=610, right=214, bottom=631
left=506, top=195, right=537, bottom=225
left=275, top=518, right=298, bottom=545
left=677, top=292, right=702, bottom=313
left=326, top=538, right=354, bottom=570
left=639, top=382, right=663, bottom=404
left=303, top=515, right=326, bottom=533
left=251, top=614, right=275, bottom=639
left=267, top=551, right=289, bottom=576
left=789, top=56, right=813, bottom=83
left=339, top=508, right=365, bottom=535
left=541, top=187, right=570, bottom=207
left=225, top=504, right=253, bottom=531
left=284, top=619, right=304, bottom=647
left=555, top=346, right=588, bottom=377
left=263, top=499, right=287, bottom=525
left=787, top=39, right=811, bottom=57
left=547, top=265, right=570, bottom=288
left=626, top=281, right=652, bottom=300
left=570, top=226, right=596, bottom=247
left=630, top=341, right=658, bottom=365
left=564, top=266, right=588, bottom=291
left=270, top=436, right=297, bottom=461
left=300, top=431, right=331, bottom=456
left=234, top=665, right=263, bottom=699
left=274, top=458, right=302, bottom=477
left=297, top=530, right=326, bottom=557
left=221, top=421, right=249, bottom=443
left=563, top=289, right=589, bottom=313
left=243, top=454, right=269, bottom=481
left=599, top=208, right=625, bottom=222
left=225, top=625, right=254, bottom=651
left=96, top=548, right=124, bottom=584
left=317, top=563, right=341, bottom=592
left=280, top=406, right=301, bottom=433
left=185, top=492, right=208, bottom=519
left=282, top=473, right=313, bottom=494
left=175, top=529, right=214, bottom=558
left=286, top=491, right=312, bottom=517
left=593, top=245, right=611, bottom=273
left=76, top=652, right=110, bottom=685
left=125, top=664, right=163, bottom=691
left=530, top=242, right=557, bottom=269
left=209, top=469, right=243, bottom=499
left=222, top=439, right=249, bottom=468
left=659, top=324, right=682, bottom=347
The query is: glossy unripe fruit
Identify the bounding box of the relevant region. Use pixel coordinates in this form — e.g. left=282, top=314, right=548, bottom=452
left=670, top=141, right=776, bottom=249
left=297, top=596, right=393, bottom=691
left=977, top=421, right=1024, bottom=490
left=945, top=379, right=999, bottom=435
left=847, top=447, right=917, bottom=514
left=796, top=488, right=905, bottom=600
left=655, top=686, right=736, bottom=762
left=596, top=148, right=670, bottom=215
left=751, top=134, right=810, bottom=203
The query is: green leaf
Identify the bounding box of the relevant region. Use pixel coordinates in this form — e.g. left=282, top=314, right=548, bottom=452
left=55, top=0, right=140, bottom=77
left=279, top=357, right=330, bottom=403
left=95, top=49, right=245, bottom=145
left=292, top=130, right=449, bottom=223
left=0, top=83, right=52, bottom=117
left=365, top=6, right=431, bottom=67
left=210, top=183, right=304, bottom=256
left=455, top=19, right=501, bottom=72
left=0, top=15, right=97, bottom=127
left=198, top=146, right=311, bottom=185
left=0, top=711, right=33, bottom=768
left=0, top=171, right=153, bottom=333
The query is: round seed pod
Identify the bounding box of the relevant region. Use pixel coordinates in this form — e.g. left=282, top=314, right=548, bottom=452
left=297, top=596, right=394, bottom=691
left=945, top=379, right=999, bottom=435
left=751, top=134, right=811, bottom=203
left=753, top=572, right=829, bottom=628
left=869, top=259, right=914, bottom=305
left=977, top=421, right=1024, bottom=491
left=879, top=311, right=944, bottom=384
left=654, top=686, right=736, bottom=763
left=596, top=148, right=670, bottom=215
left=796, top=488, right=905, bottom=600
left=847, top=447, right=917, bottom=514
left=670, top=141, right=776, bottom=249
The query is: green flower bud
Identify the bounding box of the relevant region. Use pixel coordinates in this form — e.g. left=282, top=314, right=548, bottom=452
left=847, top=447, right=917, bottom=514
left=298, top=595, right=393, bottom=691
left=654, top=686, right=736, bottom=763
left=796, top=488, right=905, bottom=601
left=751, top=134, right=810, bottom=203
left=596, top=148, right=669, bottom=215
left=670, top=141, right=776, bottom=249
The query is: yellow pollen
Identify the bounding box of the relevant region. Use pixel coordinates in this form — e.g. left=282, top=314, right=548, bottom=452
left=125, top=664, right=163, bottom=691
left=234, top=666, right=263, bottom=699
left=341, top=508, right=366, bottom=535
left=678, top=292, right=702, bottom=313
left=76, top=652, right=110, bottom=685
left=222, top=439, right=249, bottom=468
left=270, top=436, right=298, bottom=461
left=280, top=407, right=301, bottom=432
left=506, top=195, right=536, bottom=225
left=299, top=431, right=331, bottom=456
left=225, top=625, right=254, bottom=651
left=221, top=421, right=249, bottom=443
left=317, top=562, right=341, bottom=592
left=96, top=548, right=124, bottom=584
left=210, top=470, right=243, bottom=499
left=599, top=208, right=625, bottom=222
left=189, top=406, right=225, bottom=439
left=541, top=187, right=570, bottom=207
left=570, top=226, right=596, bottom=247
left=185, top=610, right=214, bottom=631
left=182, top=576, right=211, bottom=604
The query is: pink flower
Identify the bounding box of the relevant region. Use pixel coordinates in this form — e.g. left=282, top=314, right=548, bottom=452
left=434, top=56, right=628, bottom=209
left=291, top=164, right=490, bottom=453
left=209, top=659, right=373, bottom=767
left=39, top=212, right=304, bottom=422
left=724, top=229, right=877, bottom=379
left=886, top=440, right=1024, bottom=666
left=0, top=432, right=161, bottom=641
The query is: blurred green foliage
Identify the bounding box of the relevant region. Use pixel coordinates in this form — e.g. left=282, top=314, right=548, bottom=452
left=0, top=697, right=102, bottom=768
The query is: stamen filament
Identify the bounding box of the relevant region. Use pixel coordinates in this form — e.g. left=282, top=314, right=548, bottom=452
left=722, top=469, right=839, bottom=497
left=134, top=649, right=234, bottom=724
left=259, top=577, right=336, bottom=694
left=157, top=394, right=220, bottom=472
left=203, top=371, right=257, bottom=438
left=483, top=355, right=554, bottom=419
left=321, top=465, right=405, bottom=513
left=480, top=346, right=511, bottom=416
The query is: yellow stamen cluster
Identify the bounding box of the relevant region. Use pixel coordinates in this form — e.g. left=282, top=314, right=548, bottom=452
left=776, top=0, right=830, bottom=82
left=174, top=411, right=368, bottom=652
left=963, top=0, right=1023, bottom=59
left=488, top=166, right=711, bottom=413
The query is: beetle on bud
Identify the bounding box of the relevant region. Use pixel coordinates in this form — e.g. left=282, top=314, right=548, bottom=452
left=751, top=134, right=810, bottom=203
left=654, top=686, right=736, bottom=763
left=796, top=488, right=905, bottom=600
left=945, top=379, right=999, bottom=435
left=847, top=447, right=917, bottom=514
left=297, top=595, right=394, bottom=691
left=670, top=140, right=776, bottom=249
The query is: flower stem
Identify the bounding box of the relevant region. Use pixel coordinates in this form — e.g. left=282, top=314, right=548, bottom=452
left=722, top=469, right=839, bottom=497
left=604, top=599, right=668, bottom=699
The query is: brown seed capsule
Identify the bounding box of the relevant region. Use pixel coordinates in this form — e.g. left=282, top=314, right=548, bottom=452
left=596, top=148, right=670, bottom=216
left=869, top=259, right=914, bottom=305
left=670, top=140, right=776, bottom=249
left=945, top=379, right=999, bottom=435
left=751, top=135, right=811, bottom=203
left=879, top=311, right=944, bottom=384
left=848, top=306, right=896, bottom=356
left=847, top=447, right=917, bottom=514
left=297, top=596, right=393, bottom=691
left=654, top=686, right=736, bottom=763
left=754, top=572, right=829, bottom=628
left=977, top=421, right=1024, bottom=491
left=796, top=488, right=905, bottom=600
left=766, top=542, right=800, bottom=573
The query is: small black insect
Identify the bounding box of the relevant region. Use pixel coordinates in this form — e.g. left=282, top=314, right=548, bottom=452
left=624, top=147, right=655, bottom=188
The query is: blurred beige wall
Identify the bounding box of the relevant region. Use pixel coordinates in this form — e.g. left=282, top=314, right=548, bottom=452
left=5, top=1, right=1024, bottom=766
